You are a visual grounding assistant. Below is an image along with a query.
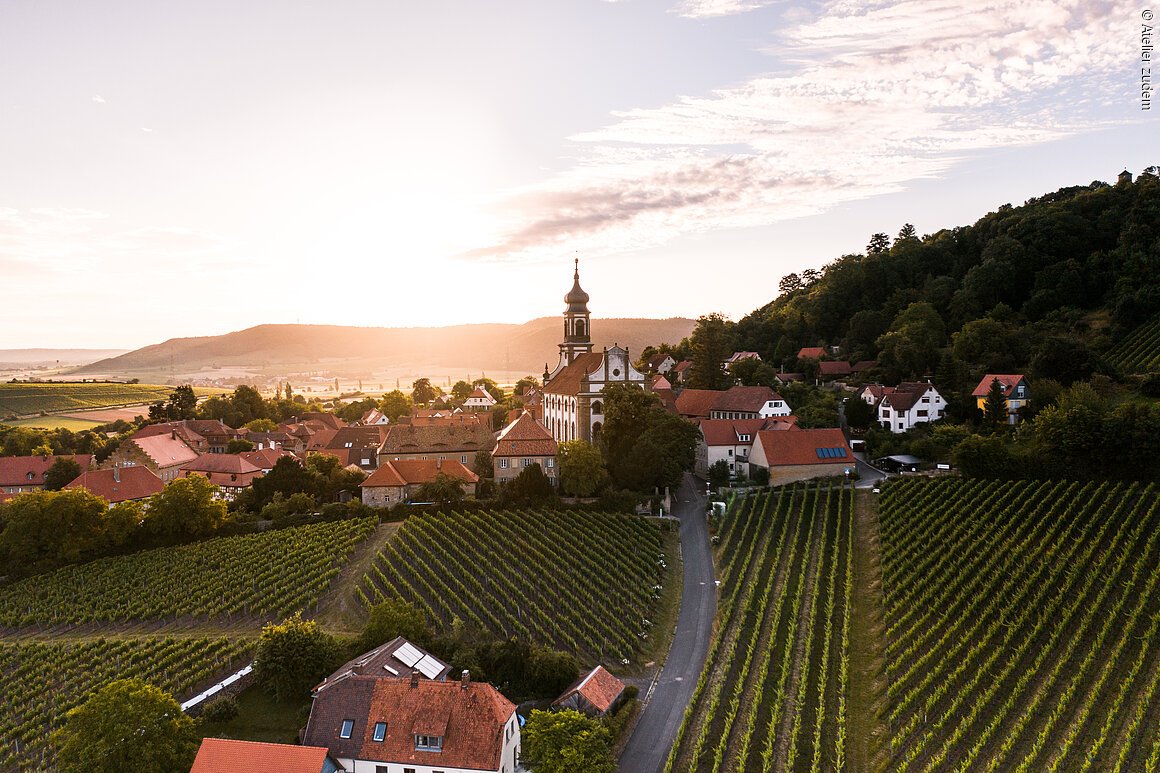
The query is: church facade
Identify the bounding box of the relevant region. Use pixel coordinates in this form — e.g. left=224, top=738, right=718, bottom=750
left=540, top=262, right=647, bottom=444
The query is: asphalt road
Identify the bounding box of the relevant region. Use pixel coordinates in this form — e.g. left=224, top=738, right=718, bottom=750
left=617, top=473, right=717, bottom=773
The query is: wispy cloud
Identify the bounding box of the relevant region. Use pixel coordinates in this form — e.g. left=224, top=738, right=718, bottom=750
left=674, top=0, right=778, bottom=19
left=91, top=95, right=106, bottom=104
left=464, top=0, right=1129, bottom=263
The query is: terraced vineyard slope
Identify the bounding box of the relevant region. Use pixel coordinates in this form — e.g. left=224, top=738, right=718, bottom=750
left=0, top=518, right=375, bottom=627
left=0, top=637, right=252, bottom=771
left=1106, top=315, right=1160, bottom=373
left=666, top=482, right=854, bottom=773
left=0, top=382, right=178, bottom=416
left=879, top=478, right=1160, bottom=772
left=358, top=508, right=668, bottom=663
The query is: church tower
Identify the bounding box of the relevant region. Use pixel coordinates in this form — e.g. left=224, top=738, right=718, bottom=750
left=560, top=259, right=593, bottom=365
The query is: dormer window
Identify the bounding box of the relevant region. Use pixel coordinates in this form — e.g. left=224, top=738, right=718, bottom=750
left=416, top=734, right=443, bottom=752
left=738, top=434, right=751, bottom=442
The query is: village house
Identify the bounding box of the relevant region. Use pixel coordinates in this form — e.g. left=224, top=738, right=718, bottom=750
left=359, top=459, right=479, bottom=507
left=104, top=432, right=199, bottom=482
left=552, top=665, right=627, bottom=718
left=796, top=346, right=828, bottom=361
left=541, top=262, right=647, bottom=444
left=191, top=738, right=344, bottom=773
left=178, top=454, right=265, bottom=501
left=0, top=454, right=93, bottom=497
left=670, top=360, right=692, bottom=384
left=462, top=386, right=498, bottom=411
left=973, top=374, right=1031, bottom=424
left=240, top=446, right=298, bottom=473
left=359, top=408, right=390, bottom=426
left=379, top=423, right=495, bottom=466
left=723, top=351, right=762, bottom=370
left=319, top=426, right=391, bottom=471
left=316, top=638, right=451, bottom=693
left=645, top=352, right=677, bottom=374
left=492, top=411, right=558, bottom=485
left=65, top=465, right=165, bottom=505
left=302, top=671, right=520, bottom=773
left=877, top=382, right=947, bottom=433
left=748, top=428, right=853, bottom=486
left=695, top=416, right=797, bottom=479
left=133, top=419, right=243, bottom=454
left=676, top=386, right=792, bottom=422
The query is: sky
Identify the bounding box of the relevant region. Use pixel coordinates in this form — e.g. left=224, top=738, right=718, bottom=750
left=0, top=0, right=1153, bottom=349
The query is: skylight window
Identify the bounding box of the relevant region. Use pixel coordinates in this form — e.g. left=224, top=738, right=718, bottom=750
left=373, top=722, right=387, bottom=742
left=340, top=719, right=354, bottom=739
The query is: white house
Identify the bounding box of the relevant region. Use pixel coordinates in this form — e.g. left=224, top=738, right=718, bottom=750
left=876, top=382, right=946, bottom=433
left=303, top=671, right=520, bottom=773
left=462, top=386, right=498, bottom=411
left=708, top=386, right=792, bottom=420
left=695, top=417, right=796, bottom=479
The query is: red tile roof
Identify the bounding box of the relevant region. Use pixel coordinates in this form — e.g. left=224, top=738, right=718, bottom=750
left=191, top=738, right=339, bottom=773
left=0, top=454, right=92, bottom=488
left=304, top=676, right=514, bottom=771
left=699, top=418, right=771, bottom=447
left=240, top=447, right=298, bottom=470
left=361, top=459, right=479, bottom=488
left=851, top=360, right=878, bottom=372
left=797, top=347, right=827, bottom=360
left=755, top=428, right=851, bottom=467
left=818, top=361, right=852, bottom=376
left=65, top=466, right=164, bottom=503
left=543, top=352, right=606, bottom=397
left=380, top=424, right=495, bottom=456
left=972, top=374, right=1028, bottom=397
left=651, top=374, right=672, bottom=390
left=128, top=434, right=200, bottom=468
left=493, top=412, right=557, bottom=458
left=675, top=389, right=722, bottom=419
left=712, top=386, right=784, bottom=413
left=554, top=665, right=625, bottom=715
left=180, top=454, right=263, bottom=475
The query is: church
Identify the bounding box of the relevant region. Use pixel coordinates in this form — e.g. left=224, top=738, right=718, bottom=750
left=540, top=261, right=647, bottom=444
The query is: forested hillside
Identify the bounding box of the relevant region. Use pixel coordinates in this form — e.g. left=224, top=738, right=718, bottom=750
left=730, top=170, right=1159, bottom=384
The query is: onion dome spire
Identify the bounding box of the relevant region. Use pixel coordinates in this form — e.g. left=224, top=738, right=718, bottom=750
left=564, top=257, right=590, bottom=312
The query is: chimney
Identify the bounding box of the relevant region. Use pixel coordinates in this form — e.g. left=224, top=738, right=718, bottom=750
left=113, top=466, right=120, bottom=484
left=410, top=672, right=420, bottom=689
left=171, top=429, right=177, bottom=440
left=460, top=669, right=470, bottom=689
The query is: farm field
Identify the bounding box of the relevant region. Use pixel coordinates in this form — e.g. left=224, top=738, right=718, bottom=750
left=0, top=636, right=252, bottom=771
left=666, top=482, right=854, bottom=773
left=358, top=508, right=670, bottom=664
left=0, top=518, right=376, bottom=627
left=1106, top=315, right=1160, bottom=373
left=0, top=382, right=227, bottom=420
left=879, top=477, right=1160, bottom=772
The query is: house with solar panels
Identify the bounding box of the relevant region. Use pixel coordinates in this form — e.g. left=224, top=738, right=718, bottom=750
left=314, top=637, right=452, bottom=693
left=748, top=427, right=853, bottom=486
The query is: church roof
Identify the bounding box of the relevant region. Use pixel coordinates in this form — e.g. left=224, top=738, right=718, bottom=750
left=543, top=352, right=605, bottom=397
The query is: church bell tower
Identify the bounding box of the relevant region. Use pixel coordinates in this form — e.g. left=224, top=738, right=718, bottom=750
left=560, top=259, right=593, bottom=365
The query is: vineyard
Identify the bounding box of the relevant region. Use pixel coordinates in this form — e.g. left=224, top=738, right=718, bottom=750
left=357, top=508, right=668, bottom=664
left=0, top=382, right=181, bottom=417
left=0, top=636, right=252, bottom=771
left=1106, top=315, right=1160, bottom=373
left=879, top=478, right=1160, bottom=772
left=666, top=482, right=854, bottom=773
left=0, top=518, right=375, bottom=626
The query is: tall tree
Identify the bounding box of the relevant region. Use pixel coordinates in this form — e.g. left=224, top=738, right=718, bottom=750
left=557, top=440, right=608, bottom=496
left=412, top=472, right=466, bottom=504
left=142, top=475, right=227, bottom=541
left=982, top=377, right=1010, bottom=426
left=0, top=488, right=111, bottom=576
left=254, top=614, right=341, bottom=702
left=521, top=709, right=615, bottom=773
left=43, top=457, right=82, bottom=490
left=686, top=313, right=736, bottom=390
left=411, top=378, right=438, bottom=405
left=51, top=679, right=198, bottom=773
left=378, top=390, right=413, bottom=422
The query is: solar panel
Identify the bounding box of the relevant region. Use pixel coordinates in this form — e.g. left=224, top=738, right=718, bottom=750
left=394, top=642, right=424, bottom=667
left=416, top=655, right=445, bottom=680
left=816, top=447, right=848, bottom=459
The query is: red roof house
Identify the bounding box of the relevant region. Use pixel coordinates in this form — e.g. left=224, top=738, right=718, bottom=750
left=553, top=665, right=627, bottom=717
left=359, top=459, right=479, bottom=508
left=0, top=454, right=93, bottom=495
left=492, top=412, right=558, bottom=484
left=749, top=428, right=852, bottom=485
left=64, top=466, right=165, bottom=505
left=191, top=738, right=343, bottom=773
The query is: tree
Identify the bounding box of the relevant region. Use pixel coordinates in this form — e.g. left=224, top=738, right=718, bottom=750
left=245, top=418, right=277, bottom=432
left=472, top=377, right=504, bottom=401
left=226, top=438, right=255, bottom=453
left=254, top=613, right=341, bottom=701
left=168, top=385, right=198, bottom=419
left=378, top=390, right=412, bottom=422
left=249, top=456, right=317, bottom=510
left=472, top=449, right=495, bottom=479
left=708, top=459, right=731, bottom=490
left=686, top=313, right=736, bottom=390
left=142, top=475, right=227, bottom=541
left=729, top=358, right=778, bottom=387
left=778, top=273, right=803, bottom=295
left=499, top=463, right=557, bottom=507
left=0, top=488, right=112, bottom=576
left=896, top=223, right=918, bottom=243
left=359, top=598, right=432, bottom=651
left=451, top=380, right=473, bottom=401
left=521, top=709, right=615, bottom=773
left=982, top=378, right=1009, bottom=426
left=843, top=395, right=876, bottom=430
left=867, top=232, right=890, bottom=254
left=412, top=472, right=466, bottom=504
left=875, top=302, right=946, bottom=381
left=600, top=385, right=697, bottom=491
left=51, top=678, right=198, bottom=773
left=43, top=456, right=82, bottom=490
left=557, top=440, right=609, bottom=496
left=411, top=378, right=438, bottom=405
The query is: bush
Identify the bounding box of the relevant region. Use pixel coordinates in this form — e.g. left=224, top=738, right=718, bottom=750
left=201, top=695, right=239, bottom=723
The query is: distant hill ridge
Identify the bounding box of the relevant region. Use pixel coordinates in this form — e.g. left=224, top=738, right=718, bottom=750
left=73, top=318, right=697, bottom=378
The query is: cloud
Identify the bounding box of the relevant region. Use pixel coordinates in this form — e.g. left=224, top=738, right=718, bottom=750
left=140, top=127, right=153, bottom=133
left=463, top=0, right=1130, bottom=263
left=674, top=0, right=778, bottom=18
left=91, top=95, right=106, bottom=104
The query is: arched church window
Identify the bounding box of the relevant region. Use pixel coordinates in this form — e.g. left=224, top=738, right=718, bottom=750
left=575, top=319, right=586, bottom=337
left=591, top=400, right=603, bottom=415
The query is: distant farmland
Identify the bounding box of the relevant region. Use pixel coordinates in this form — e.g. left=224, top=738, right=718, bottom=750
left=0, top=382, right=219, bottom=419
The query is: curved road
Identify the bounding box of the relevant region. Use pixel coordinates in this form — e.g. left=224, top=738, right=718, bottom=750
left=618, top=473, right=716, bottom=773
